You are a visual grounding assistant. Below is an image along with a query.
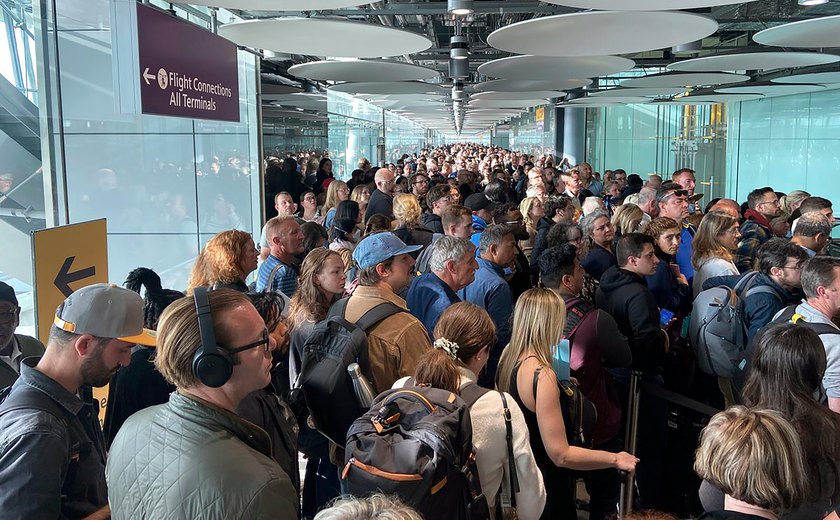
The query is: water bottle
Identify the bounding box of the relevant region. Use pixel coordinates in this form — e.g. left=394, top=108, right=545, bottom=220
left=347, top=363, right=376, bottom=409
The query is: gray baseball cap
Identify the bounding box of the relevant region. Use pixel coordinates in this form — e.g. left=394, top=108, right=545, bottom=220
left=53, top=283, right=156, bottom=346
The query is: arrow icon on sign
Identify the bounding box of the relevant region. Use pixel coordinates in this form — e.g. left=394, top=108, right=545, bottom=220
left=142, top=67, right=155, bottom=85
left=54, top=256, right=96, bottom=297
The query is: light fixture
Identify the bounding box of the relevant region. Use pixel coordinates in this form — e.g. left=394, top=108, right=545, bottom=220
left=672, top=40, right=701, bottom=55
left=799, top=0, right=828, bottom=5
left=448, top=57, right=469, bottom=79
left=450, top=35, right=469, bottom=60
left=448, top=0, right=474, bottom=15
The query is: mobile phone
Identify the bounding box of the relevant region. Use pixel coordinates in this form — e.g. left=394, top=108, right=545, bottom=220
left=659, top=309, right=675, bottom=327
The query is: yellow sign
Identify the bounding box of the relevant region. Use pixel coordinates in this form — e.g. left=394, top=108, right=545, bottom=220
left=33, top=219, right=109, bottom=421
left=32, top=219, right=109, bottom=342
left=536, top=107, right=545, bottom=122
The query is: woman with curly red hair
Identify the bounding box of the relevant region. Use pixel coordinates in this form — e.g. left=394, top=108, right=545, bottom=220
left=186, top=229, right=258, bottom=293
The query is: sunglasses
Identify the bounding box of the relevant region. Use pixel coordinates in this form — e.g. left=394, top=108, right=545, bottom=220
left=661, top=189, right=688, bottom=201
left=226, top=327, right=271, bottom=355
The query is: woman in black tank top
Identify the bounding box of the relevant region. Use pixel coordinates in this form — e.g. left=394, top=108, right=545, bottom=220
left=496, top=288, right=638, bottom=519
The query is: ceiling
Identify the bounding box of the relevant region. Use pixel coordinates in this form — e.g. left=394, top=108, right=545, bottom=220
left=187, top=0, right=840, bottom=136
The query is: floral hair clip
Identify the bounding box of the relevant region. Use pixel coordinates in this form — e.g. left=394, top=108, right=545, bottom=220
left=433, top=338, right=459, bottom=360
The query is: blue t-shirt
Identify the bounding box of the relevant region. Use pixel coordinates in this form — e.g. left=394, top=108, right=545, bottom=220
left=256, top=255, right=299, bottom=296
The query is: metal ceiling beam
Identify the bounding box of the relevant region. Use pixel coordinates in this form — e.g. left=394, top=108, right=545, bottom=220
left=245, top=2, right=575, bottom=18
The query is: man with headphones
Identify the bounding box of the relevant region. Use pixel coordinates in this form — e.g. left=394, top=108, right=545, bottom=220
left=106, top=288, right=298, bottom=519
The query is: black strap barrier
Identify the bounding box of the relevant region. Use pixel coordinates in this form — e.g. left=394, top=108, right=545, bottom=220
left=640, top=382, right=723, bottom=418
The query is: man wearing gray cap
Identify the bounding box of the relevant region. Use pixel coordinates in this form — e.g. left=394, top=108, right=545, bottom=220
left=0, top=281, right=45, bottom=388
left=0, top=283, right=154, bottom=520
left=346, top=232, right=431, bottom=393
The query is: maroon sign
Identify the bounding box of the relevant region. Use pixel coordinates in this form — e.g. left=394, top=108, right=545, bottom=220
left=137, top=4, right=239, bottom=122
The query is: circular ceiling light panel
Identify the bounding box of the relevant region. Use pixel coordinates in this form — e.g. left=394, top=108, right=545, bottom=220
left=715, top=82, right=827, bottom=97
left=474, top=78, right=593, bottom=92
left=621, top=72, right=750, bottom=88
left=478, top=55, right=635, bottom=81
left=470, top=91, right=564, bottom=100
left=469, top=99, right=548, bottom=108
left=191, top=0, right=366, bottom=8
left=219, top=18, right=432, bottom=58
left=541, top=0, right=758, bottom=9
left=657, top=93, right=764, bottom=104
left=328, top=81, right=443, bottom=95
left=565, top=96, right=651, bottom=105
left=589, top=87, right=692, bottom=97
left=487, top=11, right=717, bottom=57
left=753, top=15, right=840, bottom=49
left=667, top=51, right=840, bottom=72
left=288, top=59, right=438, bottom=82
left=771, top=71, right=840, bottom=85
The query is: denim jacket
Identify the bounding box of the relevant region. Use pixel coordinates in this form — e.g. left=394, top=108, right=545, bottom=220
left=0, top=359, right=108, bottom=519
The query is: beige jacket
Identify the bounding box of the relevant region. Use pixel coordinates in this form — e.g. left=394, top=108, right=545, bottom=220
left=345, top=285, right=432, bottom=392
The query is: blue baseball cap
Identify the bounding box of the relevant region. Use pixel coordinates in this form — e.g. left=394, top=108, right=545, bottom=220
left=352, top=232, right=422, bottom=269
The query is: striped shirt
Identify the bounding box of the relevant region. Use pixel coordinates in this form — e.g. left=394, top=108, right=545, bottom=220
left=256, top=255, right=299, bottom=296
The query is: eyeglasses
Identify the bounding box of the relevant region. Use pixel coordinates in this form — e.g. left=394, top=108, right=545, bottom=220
left=226, top=327, right=271, bottom=355
left=759, top=199, right=781, bottom=207
left=505, top=218, right=524, bottom=225
left=413, top=179, right=429, bottom=185
left=661, top=189, right=688, bottom=201
left=782, top=265, right=803, bottom=271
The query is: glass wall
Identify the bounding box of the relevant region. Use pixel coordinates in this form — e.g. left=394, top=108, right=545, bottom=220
left=726, top=87, right=840, bottom=205
left=586, top=103, right=728, bottom=199
left=508, top=103, right=556, bottom=158
left=35, top=0, right=261, bottom=294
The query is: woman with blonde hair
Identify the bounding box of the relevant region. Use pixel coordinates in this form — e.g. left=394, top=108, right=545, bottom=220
left=780, top=189, right=810, bottom=219
left=322, top=180, right=350, bottom=230
left=694, top=406, right=807, bottom=519
left=691, top=211, right=742, bottom=295
left=612, top=203, right=645, bottom=236
left=496, top=288, right=638, bottom=519
left=397, top=302, right=547, bottom=520
left=350, top=185, right=371, bottom=218
left=392, top=193, right=434, bottom=250
left=186, top=229, right=257, bottom=293
left=519, top=196, right=545, bottom=261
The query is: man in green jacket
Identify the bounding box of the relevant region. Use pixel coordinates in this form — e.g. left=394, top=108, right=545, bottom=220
left=106, top=289, right=298, bottom=519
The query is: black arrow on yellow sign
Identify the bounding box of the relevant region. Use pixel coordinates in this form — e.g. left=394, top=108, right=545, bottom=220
left=54, top=256, right=96, bottom=297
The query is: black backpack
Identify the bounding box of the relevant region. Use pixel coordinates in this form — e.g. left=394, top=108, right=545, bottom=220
left=532, top=365, right=597, bottom=449
left=343, top=385, right=490, bottom=520
left=731, top=305, right=840, bottom=401
left=291, top=297, right=404, bottom=446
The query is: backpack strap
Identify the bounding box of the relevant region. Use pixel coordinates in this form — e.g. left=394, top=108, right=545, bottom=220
left=458, top=381, right=491, bottom=409
left=263, top=263, right=284, bottom=293
left=780, top=307, right=840, bottom=336
left=532, top=366, right=543, bottom=402
left=732, top=271, right=761, bottom=295
left=354, top=302, right=405, bottom=332
left=563, top=297, right=595, bottom=340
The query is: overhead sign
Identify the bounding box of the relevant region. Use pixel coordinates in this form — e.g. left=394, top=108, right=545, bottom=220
left=136, top=3, right=239, bottom=122
left=32, top=219, right=108, bottom=342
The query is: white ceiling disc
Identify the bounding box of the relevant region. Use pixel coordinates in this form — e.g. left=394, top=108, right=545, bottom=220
left=487, top=11, right=717, bottom=57
left=474, top=78, right=593, bottom=92
left=470, top=91, right=564, bottom=100
left=621, top=72, right=750, bottom=88
left=772, top=72, right=840, bottom=85
left=715, top=83, right=827, bottom=96
left=328, top=81, right=443, bottom=95
left=658, top=93, right=764, bottom=104
left=754, top=15, right=840, bottom=49
left=469, top=99, right=548, bottom=108
left=565, top=96, right=651, bottom=105
left=191, top=0, right=366, bottom=9
left=541, top=0, right=758, bottom=9
left=288, top=59, right=438, bottom=83
left=589, top=87, right=692, bottom=97
left=667, top=51, right=840, bottom=72
left=478, top=55, right=635, bottom=81
left=219, top=18, right=432, bottom=58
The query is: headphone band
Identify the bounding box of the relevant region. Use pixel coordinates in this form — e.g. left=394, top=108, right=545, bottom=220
left=193, top=286, right=219, bottom=357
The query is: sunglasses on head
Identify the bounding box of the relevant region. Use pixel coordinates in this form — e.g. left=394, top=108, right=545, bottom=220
left=662, top=189, right=688, bottom=201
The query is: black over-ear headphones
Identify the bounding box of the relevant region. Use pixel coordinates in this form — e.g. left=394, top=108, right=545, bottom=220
left=192, top=287, right=233, bottom=388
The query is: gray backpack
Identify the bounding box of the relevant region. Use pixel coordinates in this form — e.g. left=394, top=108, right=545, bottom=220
left=689, top=271, right=780, bottom=377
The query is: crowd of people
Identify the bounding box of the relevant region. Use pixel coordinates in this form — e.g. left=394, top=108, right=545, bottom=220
left=0, top=142, right=839, bottom=520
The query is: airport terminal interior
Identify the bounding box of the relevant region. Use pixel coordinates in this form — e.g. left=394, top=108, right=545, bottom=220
left=2, top=0, right=840, bottom=519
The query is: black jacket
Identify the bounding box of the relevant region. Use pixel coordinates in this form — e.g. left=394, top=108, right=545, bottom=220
left=421, top=212, right=444, bottom=234
left=582, top=244, right=617, bottom=281
left=595, top=266, right=666, bottom=373
left=365, top=189, right=393, bottom=221
left=529, top=217, right=555, bottom=283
